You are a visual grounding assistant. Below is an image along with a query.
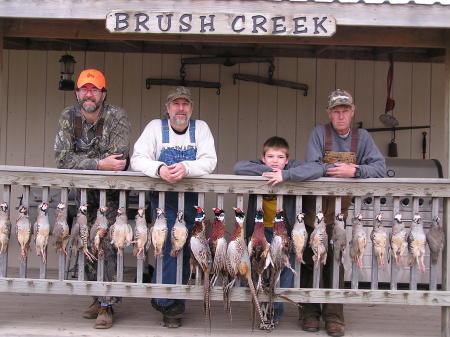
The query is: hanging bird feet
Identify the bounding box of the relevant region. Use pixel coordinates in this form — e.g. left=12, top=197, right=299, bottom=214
left=84, top=248, right=97, bottom=263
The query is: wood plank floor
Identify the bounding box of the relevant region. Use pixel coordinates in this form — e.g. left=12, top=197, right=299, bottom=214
left=0, top=292, right=441, bottom=337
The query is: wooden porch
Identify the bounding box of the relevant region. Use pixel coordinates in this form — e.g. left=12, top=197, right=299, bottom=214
left=0, top=292, right=441, bottom=337
left=0, top=166, right=449, bottom=336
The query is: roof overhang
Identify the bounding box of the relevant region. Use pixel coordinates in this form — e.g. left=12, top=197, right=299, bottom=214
left=0, top=0, right=450, bottom=28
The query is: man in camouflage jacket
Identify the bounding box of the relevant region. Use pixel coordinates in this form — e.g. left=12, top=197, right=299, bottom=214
left=54, top=69, right=131, bottom=329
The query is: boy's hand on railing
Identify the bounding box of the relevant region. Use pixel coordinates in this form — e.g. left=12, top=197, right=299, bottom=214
left=262, top=169, right=283, bottom=186
left=97, top=154, right=127, bottom=171
left=159, top=163, right=187, bottom=183
left=326, top=163, right=358, bottom=178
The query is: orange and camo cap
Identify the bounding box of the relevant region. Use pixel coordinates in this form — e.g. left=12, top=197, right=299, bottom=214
left=77, top=69, right=106, bottom=90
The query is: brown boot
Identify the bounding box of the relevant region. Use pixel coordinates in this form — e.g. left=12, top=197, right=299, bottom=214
left=82, top=299, right=101, bottom=319
left=94, top=305, right=114, bottom=329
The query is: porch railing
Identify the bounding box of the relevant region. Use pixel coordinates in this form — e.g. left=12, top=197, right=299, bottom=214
left=0, top=165, right=449, bottom=335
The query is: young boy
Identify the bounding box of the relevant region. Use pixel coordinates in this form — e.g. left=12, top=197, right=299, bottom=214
left=233, top=136, right=326, bottom=328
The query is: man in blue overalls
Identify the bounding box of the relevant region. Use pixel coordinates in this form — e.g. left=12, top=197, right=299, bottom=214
left=131, top=86, right=217, bottom=328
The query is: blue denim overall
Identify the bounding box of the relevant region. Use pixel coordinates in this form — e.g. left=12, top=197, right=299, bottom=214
left=151, top=119, right=198, bottom=310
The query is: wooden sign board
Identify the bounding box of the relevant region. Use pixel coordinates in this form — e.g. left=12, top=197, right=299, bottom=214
left=106, top=11, right=336, bottom=37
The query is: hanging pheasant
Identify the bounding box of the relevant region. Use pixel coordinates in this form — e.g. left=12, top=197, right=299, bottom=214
left=34, top=202, right=50, bottom=263
left=0, top=202, right=11, bottom=254
left=16, top=205, right=31, bottom=260
left=52, top=202, right=70, bottom=256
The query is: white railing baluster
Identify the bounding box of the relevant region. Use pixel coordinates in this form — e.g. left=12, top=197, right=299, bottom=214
left=371, top=197, right=381, bottom=290
left=351, top=196, right=362, bottom=289
left=97, top=189, right=106, bottom=283
left=313, top=195, right=323, bottom=289
left=176, top=192, right=184, bottom=285
left=0, top=185, right=11, bottom=277
left=136, top=191, right=146, bottom=284
left=332, top=196, right=342, bottom=289
left=390, top=197, right=400, bottom=290
left=294, top=195, right=302, bottom=288
left=430, top=197, right=440, bottom=291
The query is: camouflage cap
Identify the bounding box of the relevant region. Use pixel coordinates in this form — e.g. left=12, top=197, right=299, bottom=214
left=166, top=86, right=193, bottom=104
left=327, top=89, right=354, bottom=109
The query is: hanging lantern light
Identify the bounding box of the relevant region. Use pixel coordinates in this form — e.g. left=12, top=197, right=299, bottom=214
left=58, top=54, right=76, bottom=91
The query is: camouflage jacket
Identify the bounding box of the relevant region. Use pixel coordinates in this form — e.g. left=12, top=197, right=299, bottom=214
left=54, top=103, right=131, bottom=170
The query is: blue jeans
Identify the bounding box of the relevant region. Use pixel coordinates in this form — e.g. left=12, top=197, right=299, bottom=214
left=264, top=227, right=295, bottom=322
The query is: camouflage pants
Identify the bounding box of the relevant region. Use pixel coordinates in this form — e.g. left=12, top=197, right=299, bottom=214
left=78, top=189, right=122, bottom=305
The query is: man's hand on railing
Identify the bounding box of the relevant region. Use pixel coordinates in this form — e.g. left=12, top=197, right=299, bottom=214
left=97, top=154, right=127, bottom=171
left=326, top=162, right=358, bottom=178
left=262, top=168, right=283, bottom=186
left=159, top=163, right=187, bottom=184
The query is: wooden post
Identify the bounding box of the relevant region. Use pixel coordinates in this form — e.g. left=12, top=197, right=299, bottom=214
left=390, top=197, right=400, bottom=290
left=116, top=190, right=126, bottom=283
left=371, top=197, right=381, bottom=290
left=58, top=188, right=68, bottom=281
left=442, top=197, right=450, bottom=337
left=332, top=196, right=342, bottom=289
left=156, top=192, right=165, bottom=285
left=39, top=187, right=49, bottom=279
left=136, top=191, right=146, bottom=284
left=351, top=197, right=362, bottom=289
left=216, top=193, right=224, bottom=210
left=96, top=190, right=106, bottom=282
left=430, top=197, right=440, bottom=291
left=313, top=195, right=322, bottom=289
left=195, top=193, right=205, bottom=286
left=78, top=189, right=87, bottom=281
left=294, top=195, right=302, bottom=288
left=409, top=197, right=420, bottom=290
left=176, top=192, right=184, bottom=285
left=0, top=184, right=11, bottom=277
left=20, top=186, right=30, bottom=278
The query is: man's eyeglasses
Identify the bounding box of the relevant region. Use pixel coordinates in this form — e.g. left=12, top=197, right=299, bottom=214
left=77, top=87, right=103, bottom=95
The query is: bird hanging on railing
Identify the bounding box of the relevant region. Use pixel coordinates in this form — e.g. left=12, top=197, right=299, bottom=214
left=248, top=209, right=271, bottom=294
left=52, top=202, right=70, bottom=256
left=370, top=212, right=388, bottom=269
left=209, top=208, right=229, bottom=290
left=151, top=208, right=168, bottom=258
left=0, top=202, right=11, bottom=254
left=189, top=206, right=213, bottom=329
left=427, top=215, right=444, bottom=266
left=350, top=213, right=367, bottom=269
left=224, top=208, right=265, bottom=329
left=265, top=210, right=295, bottom=330
left=170, top=210, right=188, bottom=257
left=90, top=206, right=109, bottom=259
left=390, top=212, right=408, bottom=266
left=291, top=212, right=308, bottom=264
left=71, top=204, right=96, bottom=263
left=34, top=202, right=50, bottom=263
left=133, top=207, right=151, bottom=259
left=331, top=213, right=347, bottom=264
left=16, top=205, right=31, bottom=260
left=310, top=211, right=328, bottom=267
left=407, top=213, right=427, bottom=273
left=110, top=207, right=133, bottom=256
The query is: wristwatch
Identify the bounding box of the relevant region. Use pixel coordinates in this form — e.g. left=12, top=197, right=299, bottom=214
left=354, top=166, right=361, bottom=178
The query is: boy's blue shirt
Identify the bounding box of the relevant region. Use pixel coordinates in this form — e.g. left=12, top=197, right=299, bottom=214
left=233, top=158, right=326, bottom=238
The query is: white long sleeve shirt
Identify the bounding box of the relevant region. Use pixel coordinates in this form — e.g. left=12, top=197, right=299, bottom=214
left=130, top=119, right=217, bottom=178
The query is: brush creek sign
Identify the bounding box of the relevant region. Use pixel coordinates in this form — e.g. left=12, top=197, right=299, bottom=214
left=106, top=11, right=336, bottom=37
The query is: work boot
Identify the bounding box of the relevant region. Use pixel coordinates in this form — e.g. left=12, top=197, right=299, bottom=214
left=302, top=317, right=320, bottom=332
left=82, top=299, right=101, bottom=319
left=94, top=305, right=114, bottom=329
left=325, top=321, right=345, bottom=337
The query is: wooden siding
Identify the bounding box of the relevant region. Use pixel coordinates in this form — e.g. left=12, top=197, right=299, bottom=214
left=0, top=49, right=447, bottom=176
